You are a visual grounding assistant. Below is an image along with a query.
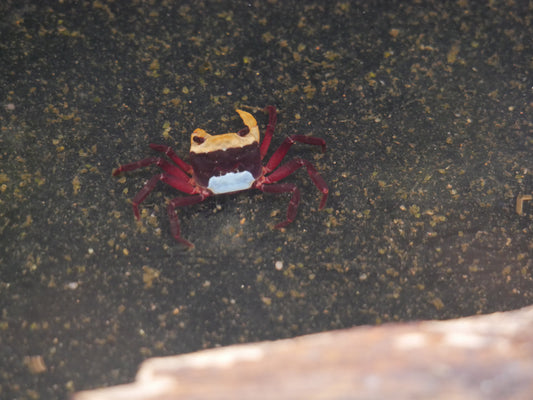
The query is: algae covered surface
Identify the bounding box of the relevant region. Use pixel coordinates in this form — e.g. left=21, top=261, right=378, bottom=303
left=1, top=1, right=532, bottom=398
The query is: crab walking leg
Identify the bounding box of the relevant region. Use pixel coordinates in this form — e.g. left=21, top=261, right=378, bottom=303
left=265, top=135, right=326, bottom=173
left=167, top=194, right=208, bottom=247
left=149, top=143, right=193, bottom=174
left=112, top=157, right=163, bottom=175
left=263, top=158, right=329, bottom=209
left=260, top=183, right=301, bottom=229
left=259, top=106, right=278, bottom=160
left=131, top=173, right=198, bottom=219
left=130, top=175, right=161, bottom=219
left=112, top=157, right=191, bottom=181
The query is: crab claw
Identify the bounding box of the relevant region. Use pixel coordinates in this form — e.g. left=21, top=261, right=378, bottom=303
left=236, top=109, right=259, bottom=142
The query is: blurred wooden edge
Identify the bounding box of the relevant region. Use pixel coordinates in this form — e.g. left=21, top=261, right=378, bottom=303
left=516, top=193, right=532, bottom=215
left=73, top=305, right=533, bottom=400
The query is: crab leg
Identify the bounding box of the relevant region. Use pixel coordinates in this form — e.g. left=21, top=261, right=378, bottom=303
left=130, top=173, right=198, bottom=219
left=130, top=174, right=160, bottom=219
left=113, top=157, right=160, bottom=175
left=264, top=134, right=326, bottom=173
left=259, top=106, right=278, bottom=159
left=263, top=158, right=329, bottom=209
left=113, top=157, right=191, bottom=182
left=149, top=143, right=193, bottom=174
left=167, top=194, right=208, bottom=247
left=260, top=183, right=301, bottom=229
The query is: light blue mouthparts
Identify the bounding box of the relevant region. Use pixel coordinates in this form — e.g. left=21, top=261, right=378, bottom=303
left=207, top=171, right=255, bottom=194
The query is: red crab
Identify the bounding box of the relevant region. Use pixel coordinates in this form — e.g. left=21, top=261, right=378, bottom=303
left=112, top=106, right=328, bottom=247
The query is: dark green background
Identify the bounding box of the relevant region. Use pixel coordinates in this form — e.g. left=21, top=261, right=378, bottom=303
left=1, top=1, right=532, bottom=398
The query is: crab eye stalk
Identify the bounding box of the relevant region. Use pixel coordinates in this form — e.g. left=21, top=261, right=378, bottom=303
left=193, top=136, right=206, bottom=144
left=237, top=127, right=250, bottom=137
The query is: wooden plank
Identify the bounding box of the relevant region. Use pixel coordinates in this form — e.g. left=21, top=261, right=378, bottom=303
left=74, top=305, right=533, bottom=400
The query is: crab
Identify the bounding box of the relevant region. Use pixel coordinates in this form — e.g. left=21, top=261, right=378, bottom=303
left=112, top=106, right=329, bottom=247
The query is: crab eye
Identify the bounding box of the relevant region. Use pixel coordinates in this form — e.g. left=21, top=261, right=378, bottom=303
left=237, top=127, right=250, bottom=137
left=193, top=136, right=206, bottom=144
